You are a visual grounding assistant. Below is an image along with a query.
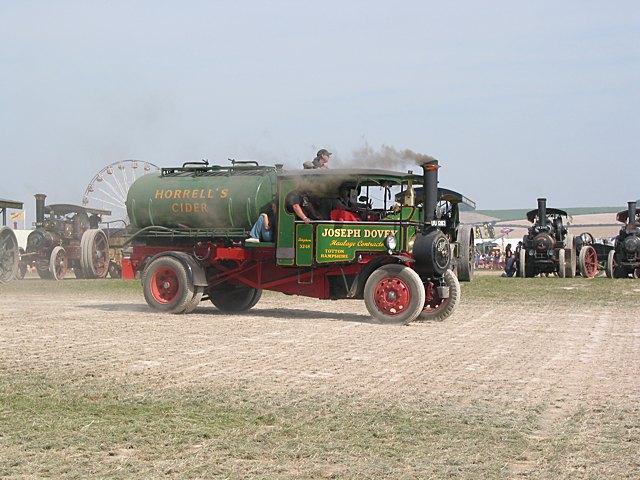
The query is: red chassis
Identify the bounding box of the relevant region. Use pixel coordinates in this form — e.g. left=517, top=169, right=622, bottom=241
left=127, top=242, right=394, bottom=300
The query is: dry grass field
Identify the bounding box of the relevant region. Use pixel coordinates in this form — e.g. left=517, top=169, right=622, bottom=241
left=1, top=275, right=639, bottom=479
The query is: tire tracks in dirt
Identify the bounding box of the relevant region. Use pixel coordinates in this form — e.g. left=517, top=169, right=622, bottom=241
left=507, top=310, right=612, bottom=477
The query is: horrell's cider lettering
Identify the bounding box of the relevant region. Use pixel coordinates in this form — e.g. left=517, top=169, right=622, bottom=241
left=155, top=189, right=214, bottom=199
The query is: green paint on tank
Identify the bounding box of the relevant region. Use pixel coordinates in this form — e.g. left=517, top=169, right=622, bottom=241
left=126, top=167, right=277, bottom=230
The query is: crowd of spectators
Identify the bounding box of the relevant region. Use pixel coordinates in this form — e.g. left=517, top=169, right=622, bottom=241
left=474, top=250, right=506, bottom=270
left=474, top=242, right=521, bottom=276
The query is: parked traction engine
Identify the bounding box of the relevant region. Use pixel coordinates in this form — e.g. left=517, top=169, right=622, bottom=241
left=518, top=198, right=575, bottom=278
left=20, top=194, right=111, bottom=280
left=606, top=201, right=640, bottom=279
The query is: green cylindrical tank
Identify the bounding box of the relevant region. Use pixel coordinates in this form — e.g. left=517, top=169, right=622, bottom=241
left=126, top=165, right=277, bottom=230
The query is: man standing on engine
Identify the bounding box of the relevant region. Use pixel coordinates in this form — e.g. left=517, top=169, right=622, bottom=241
left=303, top=149, right=331, bottom=169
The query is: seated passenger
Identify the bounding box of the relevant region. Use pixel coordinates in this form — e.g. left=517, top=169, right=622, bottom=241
left=330, top=187, right=362, bottom=222
left=287, top=191, right=321, bottom=224
left=246, top=204, right=276, bottom=243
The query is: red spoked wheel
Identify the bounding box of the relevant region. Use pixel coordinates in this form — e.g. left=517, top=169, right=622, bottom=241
left=578, top=245, right=598, bottom=278
left=364, top=264, right=425, bottom=325
left=142, top=256, right=196, bottom=313
left=49, top=246, right=68, bottom=281
left=373, top=277, right=412, bottom=316
left=150, top=267, right=180, bottom=304
left=417, top=269, right=460, bottom=322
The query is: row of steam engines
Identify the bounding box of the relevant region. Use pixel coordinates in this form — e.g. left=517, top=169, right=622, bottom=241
left=19, top=194, right=111, bottom=280
left=608, top=201, right=640, bottom=278
left=518, top=198, right=575, bottom=278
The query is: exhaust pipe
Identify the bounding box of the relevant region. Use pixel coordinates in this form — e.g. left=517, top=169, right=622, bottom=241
left=413, top=158, right=451, bottom=275
left=34, top=193, right=46, bottom=226
left=628, top=201, right=637, bottom=226
left=422, top=160, right=439, bottom=227
left=537, top=198, right=547, bottom=228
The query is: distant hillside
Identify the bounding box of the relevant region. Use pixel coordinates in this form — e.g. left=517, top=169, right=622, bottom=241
left=476, top=207, right=624, bottom=222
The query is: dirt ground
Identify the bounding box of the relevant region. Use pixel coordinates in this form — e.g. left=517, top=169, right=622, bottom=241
left=1, top=277, right=639, bottom=478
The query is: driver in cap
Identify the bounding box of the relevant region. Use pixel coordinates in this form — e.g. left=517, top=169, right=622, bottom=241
left=303, top=149, right=331, bottom=169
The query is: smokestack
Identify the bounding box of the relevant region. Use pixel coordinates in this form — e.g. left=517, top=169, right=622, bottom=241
left=35, top=193, right=47, bottom=225
left=422, top=160, right=439, bottom=226
left=537, top=198, right=547, bottom=228
left=628, top=201, right=637, bottom=226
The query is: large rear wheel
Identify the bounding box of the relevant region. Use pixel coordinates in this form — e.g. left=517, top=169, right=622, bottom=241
left=363, top=264, right=425, bottom=325
left=49, top=246, right=68, bottom=281
left=80, top=229, right=109, bottom=278
left=456, top=225, right=474, bottom=282
left=417, top=269, right=460, bottom=322
left=209, top=284, right=262, bottom=312
left=143, top=256, right=195, bottom=313
left=578, top=245, right=598, bottom=278
left=0, top=227, right=20, bottom=284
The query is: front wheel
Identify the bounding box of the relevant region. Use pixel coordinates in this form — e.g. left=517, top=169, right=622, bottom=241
left=605, top=250, right=617, bottom=279
left=578, top=245, right=598, bottom=278
left=518, top=249, right=527, bottom=278
left=558, top=249, right=566, bottom=278
left=417, top=269, right=460, bottom=322
left=142, top=256, right=195, bottom=313
left=456, top=225, right=474, bottom=282
left=49, top=246, right=68, bottom=281
left=363, top=264, right=425, bottom=325
left=209, top=284, right=262, bottom=312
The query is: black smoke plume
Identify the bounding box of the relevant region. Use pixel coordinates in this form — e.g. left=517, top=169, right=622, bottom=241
left=334, top=143, right=436, bottom=170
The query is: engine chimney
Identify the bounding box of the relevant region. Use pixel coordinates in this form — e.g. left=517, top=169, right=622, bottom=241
left=34, top=193, right=47, bottom=226
left=628, top=201, right=637, bottom=226
left=422, top=159, right=439, bottom=227
left=537, top=198, right=547, bottom=228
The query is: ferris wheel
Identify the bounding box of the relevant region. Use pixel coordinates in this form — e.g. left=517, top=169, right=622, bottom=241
left=82, top=160, right=159, bottom=224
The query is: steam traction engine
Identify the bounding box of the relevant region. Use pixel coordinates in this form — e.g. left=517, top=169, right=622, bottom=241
left=518, top=198, right=575, bottom=278
left=606, top=201, right=640, bottom=279
left=20, top=194, right=111, bottom=280
left=124, top=159, right=462, bottom=324
left=395, top=187, right=475, bottom=281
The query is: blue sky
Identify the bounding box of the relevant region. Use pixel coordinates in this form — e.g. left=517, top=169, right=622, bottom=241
left=1, top=1, right=638, bottom=221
